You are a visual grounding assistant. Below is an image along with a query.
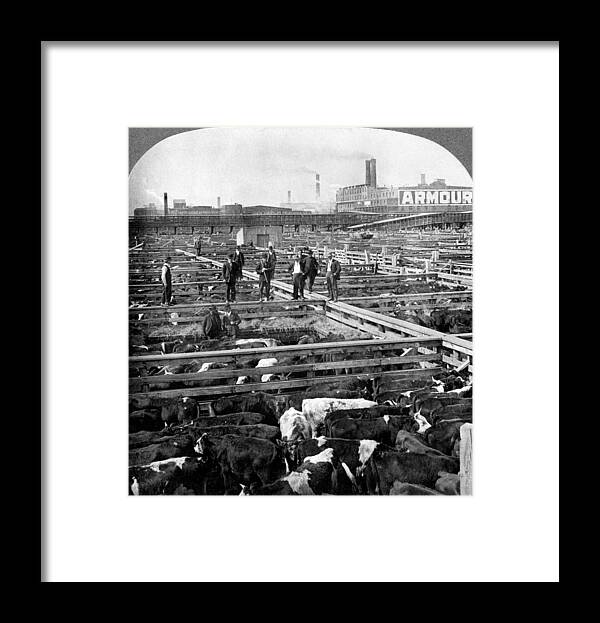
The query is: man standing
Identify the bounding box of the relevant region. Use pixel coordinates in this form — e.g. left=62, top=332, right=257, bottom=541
left=256, top=253, right=273, bottom=302
left=232, top=245, right=245, bottom=280
left=267, top=244, right=277, bottom=266
left=201, top=305, right=223, bottom=339
left=325, top=252, right=341, bottom=302
left=222, top=254, right=237, bottom=303
left=222, top=303, right=241, bottom=339
left=287, top=252, right=307, bottom=300
left=195, top=236, right=202, bottom=257
left=302, top=249, right=320, bottom=294
left=161, top=256, right=173, bottom=307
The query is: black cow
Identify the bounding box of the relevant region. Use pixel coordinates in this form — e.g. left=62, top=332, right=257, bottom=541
left=195, top=433, right=286, bottom=493
left=423, top=420, right=467, bottom=457
left=210, top=392, right=287, bottom=424
left=129, top=409, right=162, bottom=433
left=191, top=412, right=266, bottom=428
left=323, top=405, right=406, bottom=429
left=160, top=397, right=199, bottom=426
left=191, top=423, right=280, bottom=443
left=129, top=457, right=207, bottom=495
left=435, top=471, right=461, bottom=495
left=327, top=415, right=418, bottom=445
left=394, top=431, right=451, bottom=458
left=362, top=450, right=459, bottom=493
left=129, top=433, right=195, bottom=467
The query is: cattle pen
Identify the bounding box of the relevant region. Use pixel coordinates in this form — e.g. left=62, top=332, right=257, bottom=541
left=129, top=226, right=473, bottom=496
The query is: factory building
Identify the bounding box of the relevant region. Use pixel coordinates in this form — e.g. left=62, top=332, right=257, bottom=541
left=336, top=160, right=473, bottom=215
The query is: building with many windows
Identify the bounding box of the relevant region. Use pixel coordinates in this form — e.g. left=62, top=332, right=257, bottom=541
left=336, top=160, right=473, bottom=215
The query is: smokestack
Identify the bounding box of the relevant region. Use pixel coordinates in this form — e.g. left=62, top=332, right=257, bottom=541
left=420, top=173, right=426, bottom=186
left=288, top=190, right=292, bottom=203
left=163, top=192, right=168, bottom=216
left=315, top=173, right=320, bottom=200
left=217, top=196, right=221, bottom=209
left=369, top=159, right=377, bottom=188
left=365, top=160, right=371, bottom=186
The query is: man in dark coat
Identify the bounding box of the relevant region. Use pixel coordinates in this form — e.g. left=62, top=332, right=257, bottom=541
left=195, top=237, right=202, bottom=257
left=222, top=254, right=237, bottom=302
left=256, top=253, right=274, bottom=302
left=302, top=249, right=320, bottom=294
left=222, top=303, right=241, bottom=338
left=232, top=245, right=245, bottom=279
left=201, top=306, right=222, bottom=339
left=325, top=253, right=342, bottom=302
left=161, top=256, right=173, bottom=307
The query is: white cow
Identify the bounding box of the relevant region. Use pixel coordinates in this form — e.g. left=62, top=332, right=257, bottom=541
left=301, top=398, right=377, bottom=438
left=279, top=407, right=311, bottom=442
left=256, top=357, right=278, bottom=382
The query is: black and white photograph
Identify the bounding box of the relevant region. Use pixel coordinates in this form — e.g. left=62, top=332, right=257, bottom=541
left=128, top=127, right=473, bottom=495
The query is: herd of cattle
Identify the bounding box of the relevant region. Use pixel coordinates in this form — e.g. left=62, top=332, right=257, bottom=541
left=129, top=369, right=472, bottom=496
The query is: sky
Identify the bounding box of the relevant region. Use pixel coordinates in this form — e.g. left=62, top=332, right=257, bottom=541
left=129, top=127, right=472, bottom=213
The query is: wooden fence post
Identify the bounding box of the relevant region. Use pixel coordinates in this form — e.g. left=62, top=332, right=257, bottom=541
left=459, top=423, right=473, bottom=495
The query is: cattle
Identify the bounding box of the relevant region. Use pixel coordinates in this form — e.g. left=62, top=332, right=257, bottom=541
left=431, top=373, right=467, bottom=392
left=362, top=450, right=459, bottom=493
left=173, top=342, right=200, bottom=353
left=447, top=384, right=473, bottom=398
left=160, top=397, right=199, bottom=426
left=191, top=412, right=267, bottom=428
left=129, top=433, right=195, bottom=467
left=301, top=398, right=377, bottom=437
left=129, top=457, right=207, bottom=495
left=297, top=334, right=316, bottom=345
left=323, top=405, right=407, bottom=428
left=389, top=481, right=441, bottom=495
left=191, top=424, right=280, bottom=443
left=413, top=393, right=470, bottom=414
left=160, top=340, right=183, bottom=355
left=423, top=419, right=466, bottom=457
left=395, top=430, right=450, bottom=458
left=129, top=409, right=163, bottom=433
left=210, top=392, right=288, bottom=424
left=279, top=408, right=311, bottom=443
left=427, top=403, right=472, bottom=425
left=435, top=471, right=460, bottom=495
left=327, top=415, right=418, bottom=445
left=293, top=438, right=369, bottom=494
left=195, top=433, right=286, bottom=493
left=251, top=448, right=337, bottom=495
left=256, top=357, right=278, bottom=382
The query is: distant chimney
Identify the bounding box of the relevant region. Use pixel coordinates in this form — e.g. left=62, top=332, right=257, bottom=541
left=217, top=196, right=221, bottom=209
left=288, top=190, right=292, bottom=203
left=420, top=173, right=426, bottom=186
left=163, top=192, right=168, bottom=216
left=366, top=159, right=376, bottom=187
left=315, top=173, right=320, bottom=200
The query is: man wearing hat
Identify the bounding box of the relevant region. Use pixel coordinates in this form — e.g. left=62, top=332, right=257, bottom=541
left=303, top=249, right=320, bottom=294
left=232, top=245, right=245, bottom=280
left=195, top=236, right=202, bottom=257
left=222, top=254, right=237, bottom=303
left=161, top=256, right=173, bottom=307
left=325, top=252, right=341, bottom=302
left=201, top=305, right=223, bottom=339
left=222, top=303, right=241, bottom=338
